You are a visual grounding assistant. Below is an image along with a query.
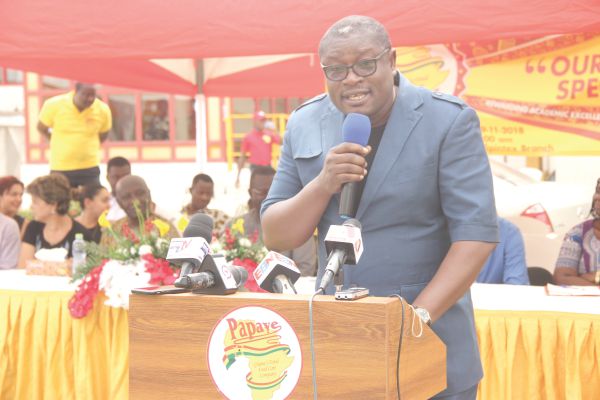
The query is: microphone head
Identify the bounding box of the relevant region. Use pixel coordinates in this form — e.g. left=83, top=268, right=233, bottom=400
left=229, top=264, right=248, bottom=288
left=254, top=251, right=301, bottom=292
left=342, top=113, right=371, bottom=146
left=183, top=213, right=214, bottom=242
left=324, top=220, right=363, bottom=265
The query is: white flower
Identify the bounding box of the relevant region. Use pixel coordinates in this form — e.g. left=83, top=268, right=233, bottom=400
left=130, top=247, right=138, bottom=256
left=239, top=238, right=252, bottom=248
left=99, top=259, right=151, bottom=310
left=156, top=238, right=168, bottom=248
left=138, top=244, right=153, bottom=256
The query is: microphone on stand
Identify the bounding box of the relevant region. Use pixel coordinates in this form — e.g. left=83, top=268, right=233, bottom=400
left=317, top=218, right=363, bottom=292
left=167, top=213, right=214, bottom=287
left=253, top=251, right=301, bottom=294
left=339, top=113, right=371, bottom=219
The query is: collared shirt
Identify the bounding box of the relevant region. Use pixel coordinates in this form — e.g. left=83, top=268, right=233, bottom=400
left=477, top=217, right=529, bottom=285
left=241, top=129, right=281, bottom=166
left=261, top=75, right=498, bottom=396
left=39, top=91, right=112, bottom=170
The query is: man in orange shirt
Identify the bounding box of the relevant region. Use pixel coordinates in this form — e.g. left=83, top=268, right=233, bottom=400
left=235, top=111, right=281, bottom=187
left=37, top=83, right=112, bottom=188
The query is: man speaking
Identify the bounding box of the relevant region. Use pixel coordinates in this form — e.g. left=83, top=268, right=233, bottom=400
left=261, top=15, right=498, bottom=399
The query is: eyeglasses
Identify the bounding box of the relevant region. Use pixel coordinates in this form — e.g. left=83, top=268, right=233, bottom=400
left=321, top=48, right=391, bottom=81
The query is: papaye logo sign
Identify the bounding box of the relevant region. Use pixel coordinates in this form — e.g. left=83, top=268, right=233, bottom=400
left=207, top=306, right=302, bottom=400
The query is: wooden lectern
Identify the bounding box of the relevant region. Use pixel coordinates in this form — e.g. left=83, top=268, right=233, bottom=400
left=129, top=292, right=446, bottom=399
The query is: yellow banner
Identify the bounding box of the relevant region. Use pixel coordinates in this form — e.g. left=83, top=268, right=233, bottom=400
left=395, top=34, right=600, bottom=156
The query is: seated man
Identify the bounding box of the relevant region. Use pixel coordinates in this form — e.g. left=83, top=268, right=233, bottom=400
left=182, top=173, right=230, bottom=234
left=101, top=175, right=179, bottom=246
left=476, top=217, right=529, bottom=285
left=228, top=166, right=317, bottom=276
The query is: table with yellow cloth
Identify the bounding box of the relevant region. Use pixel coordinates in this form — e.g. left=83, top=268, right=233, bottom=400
left=1, top=272, right=599, bottom=400
left=0, top=270, right=128, bottom=400
left=472, top=283, right=600, bottom=400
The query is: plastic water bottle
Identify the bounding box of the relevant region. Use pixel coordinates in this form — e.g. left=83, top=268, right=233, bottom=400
left=72, top=233, right=86, bottom=275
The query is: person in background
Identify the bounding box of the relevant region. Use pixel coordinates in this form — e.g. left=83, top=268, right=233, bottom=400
left=37, top=82, right=112, bottom=188
left=102, top=175, right=178, bottom=247
left=105, top=156, right=131, bottom=222
left=476, top=217, right=529, bottom=285
left=228, top=166, right=317, bottom=276
left=0, top=176, right=28, bottom=236
left=19, top=174, right=92, bottom=267
left=75, top=183, right=110, bottom=243
left=235, top=111, right=281, bottom=187
left=182, top=173, right=230, bottom=234
left=554, top=178, right=600, bottom=286
left=0, top=213, right=20, bottom=269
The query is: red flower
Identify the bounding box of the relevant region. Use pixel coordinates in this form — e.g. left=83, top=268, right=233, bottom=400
left=224, top=227, right=235, bottom=248
left=121, top=222, right=140, bottom=244
left=143, top=253, right=178, bottom=285
left=232, top=257, right=267, bottom=293
left=68, top=260, right=108, bottom=318
left=144, top=219, right=155, bottom=234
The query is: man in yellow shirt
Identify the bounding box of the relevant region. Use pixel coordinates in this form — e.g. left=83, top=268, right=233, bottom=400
left=37, top=83, right=112, bottom=188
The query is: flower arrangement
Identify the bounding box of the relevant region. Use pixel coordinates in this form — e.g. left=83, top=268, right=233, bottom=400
left=68, top=207, right=179, bottom=318
left=214, top=218, right=268, bottom=292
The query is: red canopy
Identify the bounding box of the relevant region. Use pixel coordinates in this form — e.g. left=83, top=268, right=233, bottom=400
left=2, top=0, right=600, bottom=96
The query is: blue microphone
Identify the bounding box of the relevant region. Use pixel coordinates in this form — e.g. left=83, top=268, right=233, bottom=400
left=339, top=113, right=371, bottom=218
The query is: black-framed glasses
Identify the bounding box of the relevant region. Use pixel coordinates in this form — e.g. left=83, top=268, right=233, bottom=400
left=321, top=48, right=391, bottom=81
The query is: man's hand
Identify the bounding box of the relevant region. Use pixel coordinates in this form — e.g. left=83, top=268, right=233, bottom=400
left=37, top=121, right=51, bottom=142
left=100, top=131, right=110, bottom=143
left=314, top=143, right=370, bottom=195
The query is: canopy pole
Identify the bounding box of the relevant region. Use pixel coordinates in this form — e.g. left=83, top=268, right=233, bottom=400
left=195, top=59, right=207, bottom=169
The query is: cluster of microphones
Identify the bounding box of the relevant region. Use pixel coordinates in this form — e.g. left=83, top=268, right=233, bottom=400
left=166, top=112, right=371, bottom=295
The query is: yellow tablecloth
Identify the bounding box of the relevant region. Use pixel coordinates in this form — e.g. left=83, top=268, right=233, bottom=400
left=2, top=282, right=600, bottom=399
left=476, top=309, right=600, bottom=400
left=0, top=289, right=128, bottom=400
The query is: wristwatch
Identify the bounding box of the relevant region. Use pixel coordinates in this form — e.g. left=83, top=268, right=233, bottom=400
left=413, top=306, right=432, bottom=326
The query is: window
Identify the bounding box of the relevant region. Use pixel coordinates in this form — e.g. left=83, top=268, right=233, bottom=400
left=258, top=99, right=271, bottom=113
left=42, top=76, right=70, bottom=90
left=142, top=94, right=170, bottom=141
left=274, top=98, right=286, bottom=113
left=174, top=96, right=195, bottom=141
left=232, top=98, right=254, bottom=136
left=6, top=70, right=23, bottom=84
left=108, top=94, right=136, bottom=142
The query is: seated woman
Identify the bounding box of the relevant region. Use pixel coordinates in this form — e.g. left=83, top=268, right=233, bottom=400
left=554, top=179, right=600, bottom=286
left=75, top=183, right=110, bottom=243
left=18, top=174, right=92, bottom=268
left=182, top=173, right=229, bottom=234
left=0, top=176, right=29, bottom=237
